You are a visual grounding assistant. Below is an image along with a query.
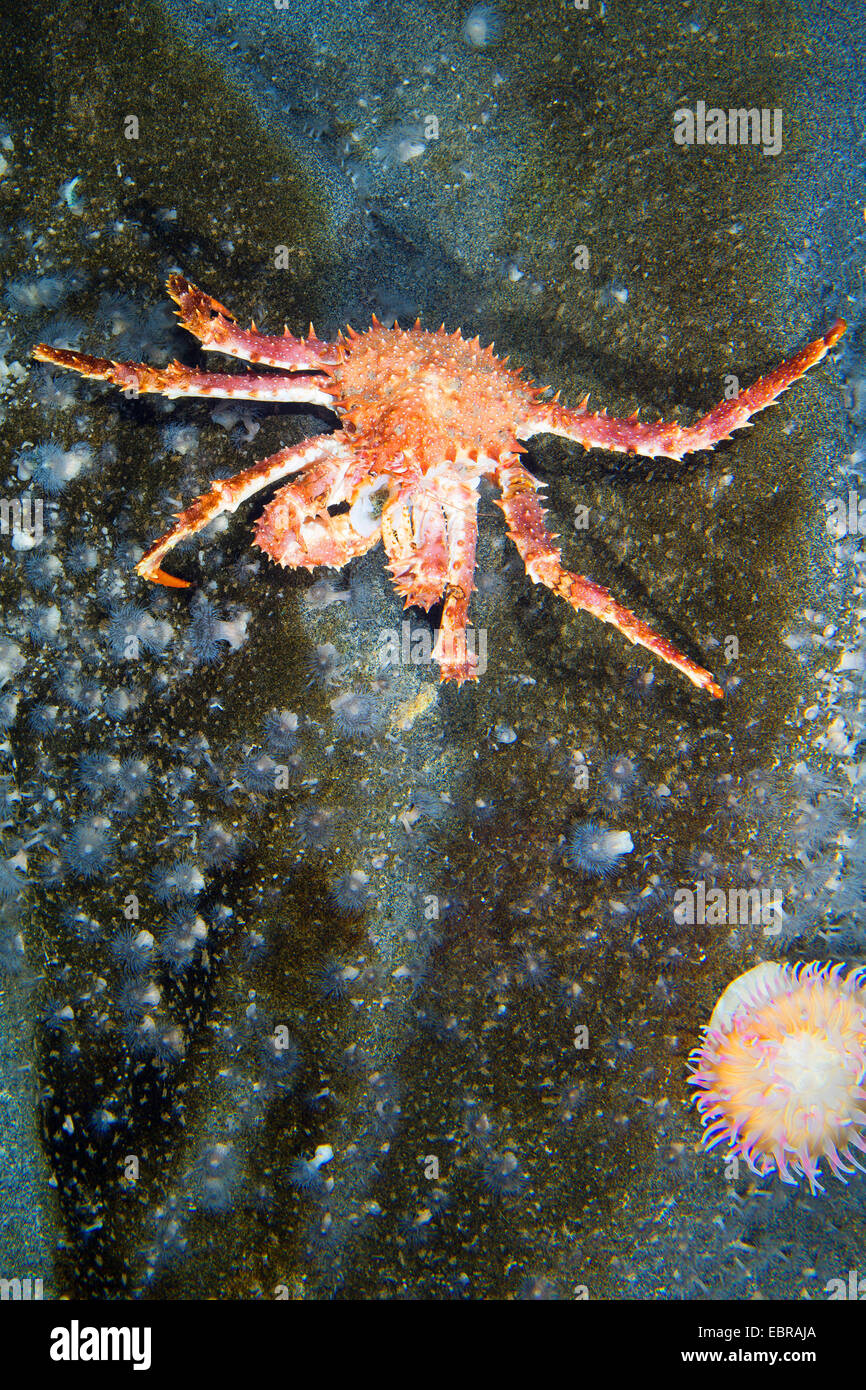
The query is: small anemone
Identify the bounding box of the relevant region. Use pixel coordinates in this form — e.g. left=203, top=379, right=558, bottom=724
left=110, top=927, right=154, bottom=974
left=0, top=692, right=19, bottom=730
left=62, top=815, right=115, bottom=879
left=330, top=869, right=370, bottom=915
left=159, top=912, right=208, bottom=974
left=0, top=852, right=28, bottom=899
left=293, top=804, right=337, bottom=850
left=150, top=859, right=205, bottom=902
left=23, top=550, right=64, bottom=591
left=75, top=751, right=123, bottom=800
left=108, top=602, right=173, bottom=660
left=237, top=750, right=284, bottom=794
left=329, top=691, right=381, bottom=739
left=27, top=703, right=60, bottom=735
left=483, top=1150, right=525, bottom=1198
left=318, top=959, right=357, bottom=1001
left=306, top=643, right=344, bottom=689
left=603, top=753, right=639, bottom=796
left=200, top=820, right=241, bottom=868
left=186, top=599, right=248, bottom=664
left=262, top=708, right=300, bottom=752
left=33, top=439, right=92, bottom=494
left=567, top=822, right=634, bottom=878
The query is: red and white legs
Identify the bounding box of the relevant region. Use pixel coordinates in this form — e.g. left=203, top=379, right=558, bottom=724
left=430, top=483, right=481, bottom=684
left=30, top=344, right=335, bottom=407
left=522, top=320, right=846, bottom=461
left=166, top=275, right=339, bottom=371
left=380, top=481, right=481, bottom=683
left=495, top=460, right=722, bottom=697
left=33, top=274, right=340, bottom=402
left=254, top=445, right=382, bottom=570
left=136, top=436, right=348, bottom=586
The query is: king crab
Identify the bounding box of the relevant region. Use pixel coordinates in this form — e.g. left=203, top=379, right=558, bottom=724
left=33, top=278, right=844, bottom=694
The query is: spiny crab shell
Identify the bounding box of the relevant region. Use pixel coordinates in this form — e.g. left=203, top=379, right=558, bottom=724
left=33, top=276, right=845, bottom=692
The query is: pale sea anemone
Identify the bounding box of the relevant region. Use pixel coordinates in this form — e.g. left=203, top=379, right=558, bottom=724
left=688, top=960, right=866, bottom=1194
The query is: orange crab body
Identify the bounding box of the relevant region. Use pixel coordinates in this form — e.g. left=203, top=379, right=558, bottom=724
left=33, top=277, right=844, bottom=692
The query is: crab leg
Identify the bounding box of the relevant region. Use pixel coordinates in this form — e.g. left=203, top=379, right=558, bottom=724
left=31, top=344, right=335, bottom=406
left=254, top=444, right=383, bottom=569
left=430, top=479, right=481, bottom=684
left=137, top=435, right=345, bottom=587
left=167, top=274, right=339, bottom=370
left=381, top=487, right=450, bottom=611
left=495, top=460, right=722, bottom=697
left=522, top=320, right=845, bottom=461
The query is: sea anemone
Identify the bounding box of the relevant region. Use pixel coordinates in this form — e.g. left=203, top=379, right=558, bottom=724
left=66, top=542, right=99, bottom=575
left=195, top=1142, right=240, bottom=1214
left=113, top=758, right=152, bottom=816
left=115, top=978, right=161, bottom=1017
left=41, top=998, right=75, bottom=1031
left=88, top=1108, right=118, bottom=1139
left=110, top=927, right=155, bottom=974
left=32, top=439, right=92, bottom=494
left=239, top=930, right=268, bottom=966
left=462, top=4, right=503, bottom=48
left=515, top=950, right=550, bottom=991
left=483, top=1150, right=525, bottom=1198
left=60, top=905, right=102, bottom=943
left=329, top=691, right=380, bottom=739
left=237, top=750, right=283, bottom=794
left=75, top=751, right=122, bottom=799
left=95, top=290, right=138, bottom=337
left=0, top=638, right=24, bottom=687
left=200, top=820, right=241, bottom=868
left=262, top=708, right=300, bottom=752
left=159, top=912, right=208, bottom=974
left=258, top=1031, right=301, bottom=1093
left=27, top=703, right=60, bottom=734
left=55, top=668, right=102, bottom=717
left=186, top=599, right=249, bottom=663
left=0, top=851, right=28, bottom=899
left=28, top=605, right=62, bottom=647
left=150, top=859, right=205, bottom=902
left=23, top=551, right=63, bottom=591
left=161, top=423, right=199, bottom=456
left=318, top=960, right=359, bottom=1001
left=293, top=804, right=337, bottom=850
left=5, top=274, right=70, bottom=313
left=330, top=868, right=370, bottom=915
left=688, top=960, right=866, bottom=1194
left=289, top=1154, right=330, bottom=1196
left=108, top=602, right=173, bottom=660
left=62, top=815, right=115, bottom=878
left=0, top=926, right=25, bottom=977
left=602, top=752, right=639, bottom=798
left=306, top=642, right=344, bottom=688
left=568, top=822, right=634, bottom=877
left=103, top=687, right=138, bottom=721
left=0, top=692, right=18, bottom=729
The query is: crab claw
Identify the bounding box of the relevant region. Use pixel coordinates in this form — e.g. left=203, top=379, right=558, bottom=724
left=142, top=566, right=192, bottom=589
